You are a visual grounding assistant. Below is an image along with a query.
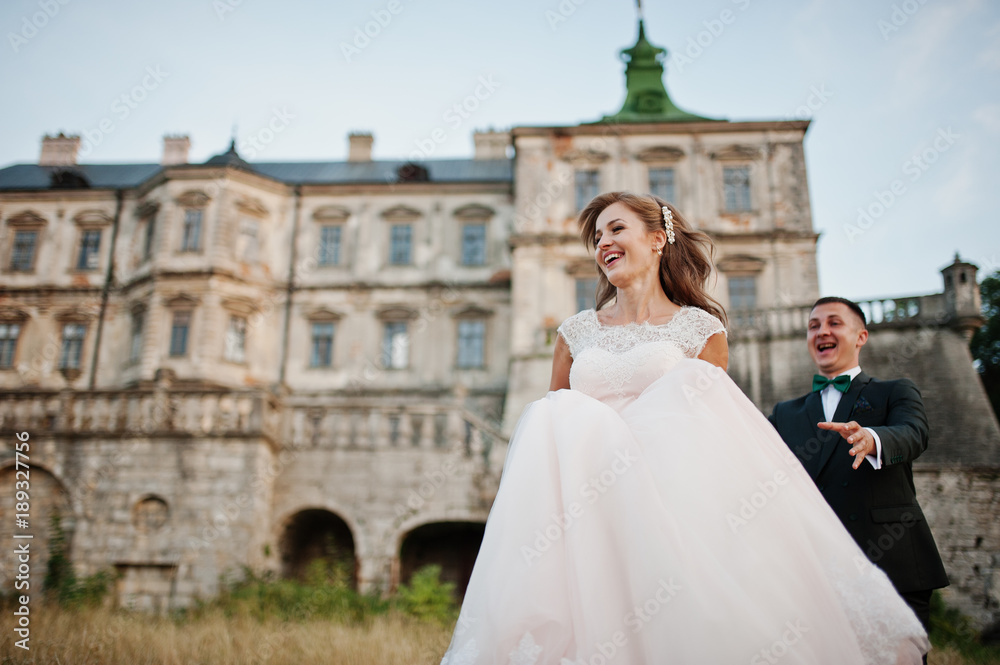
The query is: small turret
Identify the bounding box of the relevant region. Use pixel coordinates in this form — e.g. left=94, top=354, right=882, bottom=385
left=941, top=253, right=983, bottom=339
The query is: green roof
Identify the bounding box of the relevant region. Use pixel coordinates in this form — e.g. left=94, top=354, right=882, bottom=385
left=599, top=20, right=721, bottom=124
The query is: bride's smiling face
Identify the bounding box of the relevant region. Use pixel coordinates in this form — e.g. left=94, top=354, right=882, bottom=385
left=593, top=202, right=663, bottom=286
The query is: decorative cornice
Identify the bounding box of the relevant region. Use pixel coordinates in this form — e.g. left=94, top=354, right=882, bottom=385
left=452, top=304, right=493, bottom=319
left=221, top=296, right=260, bottom=316
left=312, top=205, right=351, bottom=222
left=163, top=293, right=202, bottom=309
left=558, top=148, right=611, bottom=164
left=0, top=306, right=29, bottom=321
left=5, top=210, right=47, bottom=227
left=453, top=204, right=495, bottom=221
left=717, top=254, right=766, bottom=274
left=135, top=200, right=161, bottom=219
left=380, top=205, right=422, bottom=222
left=175, top=190, right=211, bottom=207
left=635, top=146, right=686, bottom=162
left=710, top=145, right=762, bottom=161
left=72, top=209, right=113, bottom=226
left=235, top=197, right=269, bottom=217
left=305, top=307, right=343, bottom=322
left=376, top=305, right=418, bottom=321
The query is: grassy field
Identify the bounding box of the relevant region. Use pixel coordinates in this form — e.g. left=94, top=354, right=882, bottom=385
left=2, top=605, right=999, bottom=665
left=0, top=606, right=453, bottom=665
left=2, top=562, right=997, bottom=664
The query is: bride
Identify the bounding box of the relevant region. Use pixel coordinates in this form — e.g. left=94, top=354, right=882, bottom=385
left=439, top=192, right=929, bottom=664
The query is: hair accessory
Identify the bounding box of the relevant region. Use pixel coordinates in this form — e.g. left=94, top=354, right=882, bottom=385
left=661, top=206, right=676, bottom=245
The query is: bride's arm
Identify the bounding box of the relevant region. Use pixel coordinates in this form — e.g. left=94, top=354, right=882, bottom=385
left=549, top=333, right=572, bottom=391
left=698, top=332, right=729, bottom=371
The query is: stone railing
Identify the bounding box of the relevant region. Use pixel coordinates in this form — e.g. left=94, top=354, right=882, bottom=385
left=0, top=389, right=281, bottom=442
left=0, top=390, right=507, bottom=471
left=727, top=293, right=955, bottom=340
left=285, top=402, right=508, bottom=471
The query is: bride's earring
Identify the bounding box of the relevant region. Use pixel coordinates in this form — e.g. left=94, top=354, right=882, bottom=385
left=655, top=246, right=663, bottom=256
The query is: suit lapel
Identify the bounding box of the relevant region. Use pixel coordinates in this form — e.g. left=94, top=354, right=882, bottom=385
left=798, top=391, right=827, bottom=477
left=814, top=372, right=872, bottom=477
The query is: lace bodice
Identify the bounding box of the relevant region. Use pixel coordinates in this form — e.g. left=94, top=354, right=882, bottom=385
left=557, top=307, right=726, bottom=410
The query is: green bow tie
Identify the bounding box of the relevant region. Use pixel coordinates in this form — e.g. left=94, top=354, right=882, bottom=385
left=812, top=374, right=852, bottom=393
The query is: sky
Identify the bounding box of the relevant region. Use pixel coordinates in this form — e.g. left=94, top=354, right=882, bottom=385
left=1, top=0, right=998, bottom=301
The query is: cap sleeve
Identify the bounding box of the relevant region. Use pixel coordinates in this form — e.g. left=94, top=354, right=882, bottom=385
left=556, top=310, right=594, bottom=359
left=683, top=308, right=727, bottom=357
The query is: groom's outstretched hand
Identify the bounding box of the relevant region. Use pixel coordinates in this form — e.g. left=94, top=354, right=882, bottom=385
left=816, top=421, right=876, bottom=470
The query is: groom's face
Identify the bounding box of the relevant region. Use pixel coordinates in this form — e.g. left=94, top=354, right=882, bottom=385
left=807, top=303, right=868, bottom=377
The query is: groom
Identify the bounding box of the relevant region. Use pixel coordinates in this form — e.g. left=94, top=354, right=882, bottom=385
left=768, top=296, right=948, bottom=634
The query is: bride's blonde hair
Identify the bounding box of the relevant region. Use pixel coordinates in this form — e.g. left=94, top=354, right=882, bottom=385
left=578, top=191, right=727, bottom=326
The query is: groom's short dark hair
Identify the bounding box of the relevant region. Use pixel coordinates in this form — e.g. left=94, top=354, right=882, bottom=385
left=812, top=296, right=867, bottom=327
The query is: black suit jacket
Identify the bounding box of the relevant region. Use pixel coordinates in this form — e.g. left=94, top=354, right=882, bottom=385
left=768, top=372, right=949, bottom=594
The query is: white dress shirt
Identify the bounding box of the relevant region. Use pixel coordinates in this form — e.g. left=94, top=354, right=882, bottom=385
left=818, top=365, right=882, bottom=470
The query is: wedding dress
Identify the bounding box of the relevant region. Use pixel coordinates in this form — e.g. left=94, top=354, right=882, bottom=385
left=440, top=306, right=929, bottom=665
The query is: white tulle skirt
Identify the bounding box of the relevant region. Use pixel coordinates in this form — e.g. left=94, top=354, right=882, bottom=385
left=441, top=359, right=928, bottom=665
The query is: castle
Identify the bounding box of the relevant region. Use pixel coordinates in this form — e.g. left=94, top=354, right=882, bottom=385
left=0, top=19, right=997, bottom=629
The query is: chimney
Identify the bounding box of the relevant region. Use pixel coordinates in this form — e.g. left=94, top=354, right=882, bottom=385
left=162, top=135, right=191, bottom=165
left=473, top=130, right=511, bottom=160
left=39, top=133, right=81, bottom=166
left=348, top=132, right=373, bottom=162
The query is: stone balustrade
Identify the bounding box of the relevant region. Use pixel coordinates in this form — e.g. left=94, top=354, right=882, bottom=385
left=0, top=390, right=507, bottom=471
left=0, top=389, right=280, bottom=442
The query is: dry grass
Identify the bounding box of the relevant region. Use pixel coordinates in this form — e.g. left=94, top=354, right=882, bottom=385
left=2, top=604, right=997, bottom=665
left=0, top=604, right=453, bottom=665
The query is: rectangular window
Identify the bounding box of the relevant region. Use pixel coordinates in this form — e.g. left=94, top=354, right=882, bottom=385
left=310, top=322, right=335, bottom=367
left=648, top=167, right=676, bottom=203
left=461, top=224, right=487, bottom=266
left=10, top=231, right=38, bottom=272
left=728, top=275, right=757, bottom=310
left=723, top=166, right=752, bottom=212
left=224, top=315, right=247, bottom=363
left=59, top=324, right=86, bottom=369
left=143, top=215, right=156, bottom=260
left=389, top=225, right=412, bottom=265
left=76, top=229, right=102, bottom=270
left=169, top=311, right=190, bottom=357
left=457, top=320, right=486, bottom=369
left=181, top=209, right=203, bottom=252
left=0, top=323, right=21, bottom=368
left=575, top=170, right=600, bottom=211
left=382, top=321, right=409, bottom=369
left=238, top=218, right=259, bottom=263
left=129, top=311, right=145, bottom=364
left=575, top=278, right=598, bottom=313
left=318, top=225, right=342, bottom=266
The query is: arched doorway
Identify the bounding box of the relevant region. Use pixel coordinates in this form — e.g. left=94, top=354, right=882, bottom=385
left=399, top=521, right=485, bottom=597
left=279, top=509, right=357, bottom=588
left=0, top=464, right=72, bottom=593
